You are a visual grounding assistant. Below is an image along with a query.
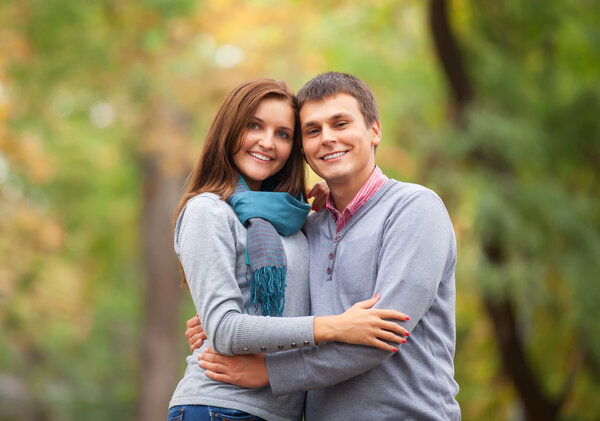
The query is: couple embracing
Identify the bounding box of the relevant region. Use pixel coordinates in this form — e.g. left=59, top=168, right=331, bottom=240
left=167, top=72, right=459, bottom=421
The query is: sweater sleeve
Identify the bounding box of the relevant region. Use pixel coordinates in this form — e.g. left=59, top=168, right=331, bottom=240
left=265, top=189, right=456, bottom=395
left=175, top=195, right=315, bottom=356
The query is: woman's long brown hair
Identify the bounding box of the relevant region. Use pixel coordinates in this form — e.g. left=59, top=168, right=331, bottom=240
left=174, top=78, right=307, bottom=286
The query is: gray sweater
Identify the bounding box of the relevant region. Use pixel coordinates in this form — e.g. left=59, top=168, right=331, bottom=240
left=169, top=193, right=315, bottom=421
left=265, top=180, right=461, bottom=420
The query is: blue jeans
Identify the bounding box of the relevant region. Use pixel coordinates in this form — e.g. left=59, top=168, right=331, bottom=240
left=167, top=405, right=266, bottom=421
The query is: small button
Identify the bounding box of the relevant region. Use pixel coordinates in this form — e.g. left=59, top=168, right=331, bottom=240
left=243, top=347, right=249, bottom=352
left=260, top=346, right=266, bottom=351
left=303, top=340, right=310, bottom=345
left=278, top=345, right=284, bottom=350
left=333, top=235, right=340, bottom=242
left=326, top=267, right=332, bottom=275
left=291, top=342, right=297, bottom=347
left=328, top=252, right=334, bottom=259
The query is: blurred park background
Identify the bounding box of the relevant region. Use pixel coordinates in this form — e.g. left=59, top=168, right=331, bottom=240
left=1, top=0, right=599, bottom=420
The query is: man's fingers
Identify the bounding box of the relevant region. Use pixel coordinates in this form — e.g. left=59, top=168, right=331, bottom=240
left=198, top=351, right=223, bottom=364
left=205, top=370, right=235, bottom=384
left=199, top=358, right=228, bottom=374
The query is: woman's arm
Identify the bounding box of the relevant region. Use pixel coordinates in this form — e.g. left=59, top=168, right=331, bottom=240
left=185, top=294, right=409, bottom=354
left=179, top=195, right=409, bottom=356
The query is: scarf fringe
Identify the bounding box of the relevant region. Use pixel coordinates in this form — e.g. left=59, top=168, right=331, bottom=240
left=246, top=266, right=287, bottom=317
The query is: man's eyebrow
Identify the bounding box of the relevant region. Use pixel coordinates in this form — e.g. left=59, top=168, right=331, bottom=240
left=331, top=112, right=352, bottom=120
left=301, top=112, right=352, bottom=129
left=301, top=120, right=319, bottom=130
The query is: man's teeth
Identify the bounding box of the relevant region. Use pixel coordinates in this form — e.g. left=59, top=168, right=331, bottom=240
left=323, top=151, right=346, bottom=161
left=249, top=152, right=271, bottom=161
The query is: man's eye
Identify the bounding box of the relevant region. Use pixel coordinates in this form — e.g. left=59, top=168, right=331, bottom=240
left=305, top=129, right=319, bottom=136
left=336, top=121, right=348, bottom=128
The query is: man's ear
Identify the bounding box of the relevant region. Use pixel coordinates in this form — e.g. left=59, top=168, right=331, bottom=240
left=370, top=120, right=382, bottom=147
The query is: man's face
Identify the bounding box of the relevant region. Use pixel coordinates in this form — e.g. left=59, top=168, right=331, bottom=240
left=300, top=94, right=381, bottom=187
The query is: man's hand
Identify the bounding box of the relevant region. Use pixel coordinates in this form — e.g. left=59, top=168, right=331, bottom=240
left=198, top=347, right=269, bottom=388
left=185, top=314, right=207, bottom=352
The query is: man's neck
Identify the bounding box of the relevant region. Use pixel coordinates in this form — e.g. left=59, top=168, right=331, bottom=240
left=328, top=170, right=373, bottom=212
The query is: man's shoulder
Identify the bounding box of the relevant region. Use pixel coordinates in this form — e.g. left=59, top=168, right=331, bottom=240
left=386, top=179, right=434, bottom=197
left=378, top=179, right=445, bottom=210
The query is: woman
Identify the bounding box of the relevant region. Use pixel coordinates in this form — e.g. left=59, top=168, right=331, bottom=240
left=168, top=79, right=408, bottom=421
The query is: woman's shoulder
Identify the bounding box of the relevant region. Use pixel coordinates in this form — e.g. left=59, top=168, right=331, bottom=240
left=176, top=193, right=235, bottom=231
left=187, top=191, right=222, bottom=205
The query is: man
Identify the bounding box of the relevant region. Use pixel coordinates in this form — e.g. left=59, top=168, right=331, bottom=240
left=191, top=72, right=460, bottom=419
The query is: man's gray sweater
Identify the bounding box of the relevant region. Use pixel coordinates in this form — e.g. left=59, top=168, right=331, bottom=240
left=265, top=180, right=461, bottom=420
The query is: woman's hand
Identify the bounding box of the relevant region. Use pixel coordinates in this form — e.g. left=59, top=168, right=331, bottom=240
left=313, top=294, right=410, bottom=352
left=307, top=180, right=329, bottom=212
left=185, top=314, right=207, bottom=352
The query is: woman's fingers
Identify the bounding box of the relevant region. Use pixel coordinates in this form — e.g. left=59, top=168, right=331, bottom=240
left=185, top=325, right=204, bottom=339
left=190, top=337, right=204, bottom=352
left=354, top=293, right=381, bottom=309
left=377, top=329, right=408, bottom=344
left=186, top=314, right=201, bottom=328
left=377, top=320, right=409, bottom=336
left=371, top=338, right=399, bottom=353
left=372, top=309, right=410, bottom=322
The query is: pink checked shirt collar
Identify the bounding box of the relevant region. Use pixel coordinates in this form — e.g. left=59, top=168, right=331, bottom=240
left=325, top=166, right=389, bottom=233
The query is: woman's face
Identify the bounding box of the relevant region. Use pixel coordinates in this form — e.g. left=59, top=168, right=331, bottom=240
left=233, top=97, right=296, bottom=191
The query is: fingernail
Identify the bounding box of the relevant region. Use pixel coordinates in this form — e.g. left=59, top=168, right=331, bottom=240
left=405, top=316, right=410, bottom=321
left=402, top=339, right=407, bottom=343
left=393, top=348, right=398, bottom=352
left=405, top=332, right=410, bottom=336
left=373, top=293, right=380, bottom=299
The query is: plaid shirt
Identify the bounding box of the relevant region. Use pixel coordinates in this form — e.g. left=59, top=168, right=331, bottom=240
left=325, top=166, right=389, bottom=233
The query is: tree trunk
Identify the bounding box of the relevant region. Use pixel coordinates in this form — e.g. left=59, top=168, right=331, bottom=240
left=427, top=1, right=563, bottom=419
left=136, top=100, right=189, bottom=421
left=428, top=0, right=473, bottom=118
left=484, top=296, right=560, bottom=421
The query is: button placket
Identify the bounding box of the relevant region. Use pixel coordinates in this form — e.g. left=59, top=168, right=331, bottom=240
left=326, top=233, right=342, bottom=281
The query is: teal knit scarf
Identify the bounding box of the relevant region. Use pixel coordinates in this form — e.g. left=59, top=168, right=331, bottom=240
left=227, top=177, right=310, bottom=316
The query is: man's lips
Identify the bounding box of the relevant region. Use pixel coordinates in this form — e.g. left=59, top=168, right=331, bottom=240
left=321, top=151, right=347, bottom=161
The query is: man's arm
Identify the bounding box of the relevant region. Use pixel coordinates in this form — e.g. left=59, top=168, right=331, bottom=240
left=266, top=189, right=456, bottom=394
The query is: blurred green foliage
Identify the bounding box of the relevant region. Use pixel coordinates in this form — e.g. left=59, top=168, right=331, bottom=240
left=0, top=0, right=599, bottom=419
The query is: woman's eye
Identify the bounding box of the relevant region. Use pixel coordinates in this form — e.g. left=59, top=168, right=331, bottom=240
left=277, top=131, right=290, bottom=139
left=249, top=122, right=260, bottom=130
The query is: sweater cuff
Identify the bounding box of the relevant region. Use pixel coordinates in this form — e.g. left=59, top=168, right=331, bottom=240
left=266, top=348, right=309, bottom=396
left=232, top=315, right=316, bottom=355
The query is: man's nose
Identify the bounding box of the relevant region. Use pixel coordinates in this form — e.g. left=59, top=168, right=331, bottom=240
left=322, top=126, right=336, bottom=144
